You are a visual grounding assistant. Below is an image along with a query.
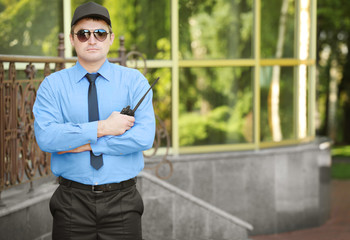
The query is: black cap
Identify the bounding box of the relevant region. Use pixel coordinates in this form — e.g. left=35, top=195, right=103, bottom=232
left=71, top=2, right=111, bottom=27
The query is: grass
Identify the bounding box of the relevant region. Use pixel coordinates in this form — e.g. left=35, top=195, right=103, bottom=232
left=331, top=145, right=350, bottom=157
left=331, top=145, right=350, bottom=179
left=331, top=162, right=350, bottom=179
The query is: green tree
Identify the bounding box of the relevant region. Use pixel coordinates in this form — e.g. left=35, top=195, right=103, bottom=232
left=178, top=0, right=254, bottom=145
left=0, top=0, right=62, bottom=56
left=317, top=0, right=350, bottom=144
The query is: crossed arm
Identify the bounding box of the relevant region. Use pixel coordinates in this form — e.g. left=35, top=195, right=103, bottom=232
left=58, top=111, right=135, bottom=154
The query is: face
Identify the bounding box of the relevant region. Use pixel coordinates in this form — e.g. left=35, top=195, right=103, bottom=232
left=70, top=18, right=114, bottom=67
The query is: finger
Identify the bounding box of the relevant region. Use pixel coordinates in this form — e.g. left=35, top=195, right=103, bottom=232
left=124, top=115, right=135, bottom=121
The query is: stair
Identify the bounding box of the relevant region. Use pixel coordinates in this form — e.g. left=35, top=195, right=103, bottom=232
left=138, top=171, right=253, bottom=240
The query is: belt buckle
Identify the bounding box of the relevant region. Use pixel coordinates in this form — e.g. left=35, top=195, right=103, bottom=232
left=92, top=185, right=103, bottom=194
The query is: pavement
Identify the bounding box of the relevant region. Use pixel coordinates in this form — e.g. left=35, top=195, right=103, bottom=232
left=250, top=180, right=350, bottom=240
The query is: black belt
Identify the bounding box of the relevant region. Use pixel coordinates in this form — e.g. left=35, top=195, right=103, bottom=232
left=59, top=177, right=136, bottom=193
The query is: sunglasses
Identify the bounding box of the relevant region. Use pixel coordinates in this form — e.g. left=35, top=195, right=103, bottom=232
left=74, top=29, right=110, bottom=42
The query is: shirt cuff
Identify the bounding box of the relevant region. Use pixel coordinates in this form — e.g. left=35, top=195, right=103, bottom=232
left=84, top=121, right=98, bottom=144
left=90, top=136, right=109, bottom=156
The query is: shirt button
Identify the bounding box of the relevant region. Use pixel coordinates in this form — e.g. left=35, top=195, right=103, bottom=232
left=69, top=146, right=72, bottom=148
left=88, top=140, right=91, bottom=143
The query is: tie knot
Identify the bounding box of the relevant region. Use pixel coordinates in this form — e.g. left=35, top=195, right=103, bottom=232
left=86, top=73, right=99, bottom=84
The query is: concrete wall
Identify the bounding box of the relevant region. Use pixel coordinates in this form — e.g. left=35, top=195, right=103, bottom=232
left=144, top=140, right=331, bottom=235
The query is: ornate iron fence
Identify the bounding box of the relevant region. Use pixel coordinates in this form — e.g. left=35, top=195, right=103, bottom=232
left=0, top=34, right=171, bottom=202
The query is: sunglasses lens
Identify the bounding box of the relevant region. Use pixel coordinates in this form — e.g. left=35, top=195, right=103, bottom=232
left=94, top=29, right=108, bottom=41
left=75, top=29, right=109, bottom=42
left=76, top=30, right=90, bottom=42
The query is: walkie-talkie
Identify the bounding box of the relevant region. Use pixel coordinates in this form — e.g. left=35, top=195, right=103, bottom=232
left=120, top=77, right=160, bottom=116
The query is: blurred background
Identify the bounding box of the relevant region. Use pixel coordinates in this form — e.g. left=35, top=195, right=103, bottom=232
left=0, top=0, right=350, bottom=239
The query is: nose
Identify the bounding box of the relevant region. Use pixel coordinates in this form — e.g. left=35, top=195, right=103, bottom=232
left=88, top=33, right=97, bottom=44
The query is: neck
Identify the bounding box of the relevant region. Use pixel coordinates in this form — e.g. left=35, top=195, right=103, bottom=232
left=78, top=57, right=106, bottom=73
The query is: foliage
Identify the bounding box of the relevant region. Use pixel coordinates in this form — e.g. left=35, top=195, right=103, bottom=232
left=260, top=0, right=295, bottom=58
left=331, top=162, right=350, bottom=179
left=331, top=146, right=350, bottom=180
left=317, top=0, right=350, bottom=144
left=179, top=0, right=253, bottom=59
left=179, top=113, right=208, bottom=146
left=177, top=0, right=256, bottom=146
left=145, top=38, right=172, bottom=135
left=104, top=0, right=171, bottom=59
left=332, top=145, right=350, bottom=157
left=0, top=0, right=62, bottom=56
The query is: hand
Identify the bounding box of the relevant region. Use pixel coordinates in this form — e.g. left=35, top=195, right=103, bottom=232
left=98, top=111, right=135, bottom=137
left=58, top=143, right=92, bottom=154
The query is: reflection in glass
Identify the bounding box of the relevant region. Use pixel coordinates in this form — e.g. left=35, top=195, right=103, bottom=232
left=179, top=0, right=253, bottom=59
left=298, top=0, right=311, bottom=138
left=179, top=67, right=253, bottom=146
left=0, top=0, right=62, bottom=56
left=261, top=0, right=295, bottom=58
left=144, top=68, right=172, bottom=147
left=76, top=0, right=172, bottom=60
left=260, top=67, right=295, bottom=142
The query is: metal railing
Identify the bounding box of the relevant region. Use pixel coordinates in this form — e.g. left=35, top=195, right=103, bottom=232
left=0, top=33, right=171, bottom=203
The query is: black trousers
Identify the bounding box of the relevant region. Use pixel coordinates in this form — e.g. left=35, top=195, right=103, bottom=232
left=49, top=182, right=144, bottom=240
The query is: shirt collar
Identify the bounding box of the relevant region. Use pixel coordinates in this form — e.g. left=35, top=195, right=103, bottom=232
left=75, top=59, right=112, bottom=83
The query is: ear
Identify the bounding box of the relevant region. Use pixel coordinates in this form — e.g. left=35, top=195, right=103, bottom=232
left=69, top=34, right=75, bottom=47
left=109, top=32, right=115, bottom=46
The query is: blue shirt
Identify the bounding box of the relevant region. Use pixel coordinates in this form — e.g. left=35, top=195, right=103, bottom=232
left=33, top=60, right=155, bottom=185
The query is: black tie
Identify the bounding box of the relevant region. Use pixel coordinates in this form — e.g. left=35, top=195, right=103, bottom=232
left=86, top=73, right=103, bottom=170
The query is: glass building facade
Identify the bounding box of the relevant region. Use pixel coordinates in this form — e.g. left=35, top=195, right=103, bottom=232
left=0, top=0, right=316, bottom=154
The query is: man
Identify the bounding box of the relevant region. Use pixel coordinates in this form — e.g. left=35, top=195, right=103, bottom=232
left=33, top=2, right=155, bottom=239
